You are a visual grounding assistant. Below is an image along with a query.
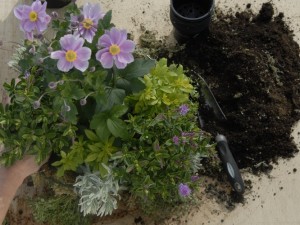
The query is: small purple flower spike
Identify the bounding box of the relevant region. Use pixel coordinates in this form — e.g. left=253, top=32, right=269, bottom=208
left=75, top=3, right=105, bottom=43
left=96, top=27, right=135, bottom=69
left=173, top=135, right=180, bottom=145
left=179, top=104, right=189, bottom=116
left=14, top=0, right=51, bottom=38
left=50, top=34, right=91, bottom=72
left=178, top=183, right=191, bottom=197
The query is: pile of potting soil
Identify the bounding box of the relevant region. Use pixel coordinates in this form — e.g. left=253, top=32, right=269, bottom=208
left=166, top=2, right=300, bottom=172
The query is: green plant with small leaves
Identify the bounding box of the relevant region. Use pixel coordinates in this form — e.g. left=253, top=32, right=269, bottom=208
left=30, top=195, right=91, bottom=225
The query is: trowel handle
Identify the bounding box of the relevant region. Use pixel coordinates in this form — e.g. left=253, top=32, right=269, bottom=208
left=216, top=134, right=245, bottom=194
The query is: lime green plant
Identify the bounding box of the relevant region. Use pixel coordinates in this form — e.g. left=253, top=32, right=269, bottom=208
left=128, top=58, right=194, bottom=114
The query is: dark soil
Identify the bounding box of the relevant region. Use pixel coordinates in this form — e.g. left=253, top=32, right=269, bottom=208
left=166, top=2, right=300, bottom=172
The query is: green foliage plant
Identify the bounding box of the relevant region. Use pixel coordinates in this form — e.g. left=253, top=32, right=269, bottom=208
left=119, top=59, right=215, bottom=210
left=30, top=195, right=91, bottom=225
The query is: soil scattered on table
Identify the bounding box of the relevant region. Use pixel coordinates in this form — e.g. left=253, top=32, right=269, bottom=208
left=162, top=2, right=300, bottom=173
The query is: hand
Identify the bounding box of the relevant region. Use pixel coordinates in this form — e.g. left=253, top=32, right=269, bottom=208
left=0, top=153, right=48, bottom=224
left=7, top=155, right=47, bottom=180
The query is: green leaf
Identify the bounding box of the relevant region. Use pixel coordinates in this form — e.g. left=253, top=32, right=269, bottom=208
left=60, top=151, right=66, bottom=158
left=118, top=59, right=156, bottom=80
left=91, top=113, right=110, bottom=142
left=102, top=10, right=112, bottom=28
left=62, top=101, right=78, bottom=124
left=110, top=105, right=128, bottom=118
left=84, top=129, right=99, bottom=142
left=107, top=118, right=128, bottom=139
left=87, top=144, right=100, bottom=152
left=51, top=161, right=62, bottom=167
left=85, top=153, right=98, bottom=162
left=106, top=88, right=126, bottom=106
left=128, top=78, right=145, bottom=93
left=116, top=78, right=131, bottom=92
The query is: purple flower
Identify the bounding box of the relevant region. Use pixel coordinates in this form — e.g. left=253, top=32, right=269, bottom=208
left=179, top=104, right=189, bottom=116
left=50, top=34, right=91, bottom=72
left=172, top=135, right=180, bottom=145
left=191, top=175, right=199, bottom=182
left=96, top=28, right=135, bottom=69
left=178, top=183, right=191, bottom=197
left=24, top=71, right=30, bottom=79
left=75, top=3, right=105, bottom=43
left=14, top=0, right=51, bottom=37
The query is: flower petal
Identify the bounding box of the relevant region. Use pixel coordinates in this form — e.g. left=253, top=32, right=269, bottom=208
left=99, top=34, right=112, bottom=47
left=32, top=0, right=43, bottom=12
left=90, top=4, right=103, bottom=21
left=82, top=30, right=94, bottom=43
left=74, top=60, right=89, bottom=72
left=51, top=50, right=65, bottom=59
left=60, top=34, right=84, bottom=51
left=24, top=31, right=34, bottom=40
left=23, top=20, right=35, bottom=32
left=77, top=47, right=91, bottom=61
left=14, top=5, right=24, bottom=20
left=116, top=52, right=134, bottom=64
left=110, top=27, right=122, bottom=44
left=57, top=59, right=73, bottom=72
left=99, top=52, right=114, bottom=68
left=114, top=58, right=127, bottom=69
left=120, top=40, right=135, bottom=53
left=95, top=48, right=108, bottom=61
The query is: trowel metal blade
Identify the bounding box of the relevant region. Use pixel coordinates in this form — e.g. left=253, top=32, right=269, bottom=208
left=198, top=75, right=227, bottom=121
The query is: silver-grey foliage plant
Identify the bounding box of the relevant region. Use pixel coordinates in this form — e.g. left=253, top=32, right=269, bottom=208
left=74, top=164, right=120, bottom=217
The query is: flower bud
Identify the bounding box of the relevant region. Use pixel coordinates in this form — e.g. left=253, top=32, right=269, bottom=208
left=37, top=58, right=44, bottom=64
left=24, top=71, right=30, bottom=79
left=34, top=34, right=43, bottom=40
left=70, top=21, right=79, bottom=29
left=33, top=101, right=41, bottom=109
left=64, top=105, right=71, bottom=112
left=51, top=11, right=58, bottom=19
left=80, top=98, right=87, bottom=106
left=89, top=66, right=95, bottom=72
left=77, top=14, right=84, bottom=22
left=48, top=82, right=57, bottom=89
left=47, top=46, right=53, bottom=53
left=29, top=46, right=36, bottom=54
left=58, top=80, right=64, bottom=85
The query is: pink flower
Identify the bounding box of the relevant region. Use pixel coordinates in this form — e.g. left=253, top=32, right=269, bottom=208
left=75, top=3, right=105, bottom=43
left=14, top=0, right=51, bottom=38
left=50, top=34, right=91, bottom=72
left=96, top=28, right=135, bottom=69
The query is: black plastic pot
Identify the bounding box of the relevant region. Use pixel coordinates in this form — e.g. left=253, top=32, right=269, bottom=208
left=170, top=0, right=215, bottom=41
left=41, top=0, right=72, bottom=9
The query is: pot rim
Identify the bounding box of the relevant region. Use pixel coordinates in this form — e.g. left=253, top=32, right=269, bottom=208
left=170, top=0, right=215, bottom=21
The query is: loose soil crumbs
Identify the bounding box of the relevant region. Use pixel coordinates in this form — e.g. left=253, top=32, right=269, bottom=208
left=164, top=2, right=300, bottom=173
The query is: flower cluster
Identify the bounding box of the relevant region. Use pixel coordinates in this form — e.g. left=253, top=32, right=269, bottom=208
left=14, top=0, right=135, bottom=70
left=0, top=0, right=214, bottom=218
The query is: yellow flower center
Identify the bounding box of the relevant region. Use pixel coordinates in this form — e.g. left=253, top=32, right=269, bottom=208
left=29, top=11, right=38, bottom=22
left=65, top=50, right=77, bottom=62
left=109, top=44, right=121, bottom=56
left=83, top=18, right=93, bottom=29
